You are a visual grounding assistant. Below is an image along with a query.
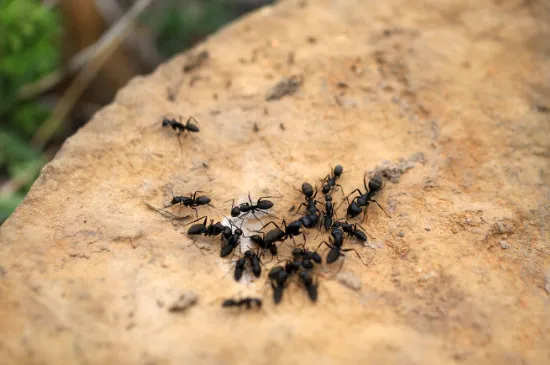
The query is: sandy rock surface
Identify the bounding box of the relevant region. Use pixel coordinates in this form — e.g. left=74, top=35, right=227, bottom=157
left=1, top=0, right=550, bottom=364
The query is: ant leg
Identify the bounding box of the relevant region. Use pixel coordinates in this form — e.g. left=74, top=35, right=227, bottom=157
left=301, top=231, right=307, bottom=245
left=355, top=223, right=375, bottom=239
left=372, top=200, right=391, bottom=218
left=294, top=202, right=308, bottom=215
left=250, top=211, right=262, bottom=222
left=362, top=207, right=368, bottom=223
left=192, top=207, right=199, bottom=217
left=185, top=215, right=208, bottom=226
left=315, top=240, right=333, bottom=253
left=187, top=116, right=199, bottom=126
left=336, top=189, right=362, bottom=210
left=248, top=191, right=254, bottom=205
left=341, top=248, right=368, bottom=266
left=256, top=220, right=281, bottom=231
left=177, top=132, right=183, bottom=151
left=335, top=183, right=345, bottom=197
left=363, top=172, right=369, bottom=193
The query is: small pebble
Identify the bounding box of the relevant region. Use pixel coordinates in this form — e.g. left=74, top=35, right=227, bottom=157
left=398, top=231, right=405, bottom=237
left=336, top=272, right=362, bottom=291
left=425, top=226, right=431, bottom=231
left=499, top=240, right=509, bottom=249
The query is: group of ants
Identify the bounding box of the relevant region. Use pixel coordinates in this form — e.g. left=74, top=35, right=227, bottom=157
left=161, top=116, right=389, bottom=311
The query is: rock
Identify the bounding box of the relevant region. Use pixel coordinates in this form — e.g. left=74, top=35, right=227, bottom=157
left=337, top=272, right=362, bottom=291
left=1, top=0, right=549, bottom=364
left=499, top=240, right=509, bottom=249
left=168, top=291, right=198, bottom=313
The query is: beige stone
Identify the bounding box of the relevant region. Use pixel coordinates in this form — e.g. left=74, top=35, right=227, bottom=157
left=1, top=0, right=550, bottom=364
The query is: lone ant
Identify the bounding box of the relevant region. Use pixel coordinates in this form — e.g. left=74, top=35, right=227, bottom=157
left=162, top=116, right=200, bottom=148
left=187, top=216, right=232, bottom=239
left=222, top=297, right=262, bottom=309
left=317, top=226, right=368, bottom=265
left=228, top=193, right=278, bottom=220
left=164, top=190, right=214, bottom=217
left=321, top=165, right=344, bottom=195
left=341, top=174, right=390, bottom=221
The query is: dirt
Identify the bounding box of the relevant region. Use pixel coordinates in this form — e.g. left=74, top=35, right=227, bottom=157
left=1, top=0, right=550, bottom=364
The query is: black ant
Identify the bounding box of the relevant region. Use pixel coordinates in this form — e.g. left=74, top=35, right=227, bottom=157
left=234, top=257, right=247, bottom=281
left=317, top=226, right=368, bottom=265
left=321, top=165, right=344, bottom=195
left=299, top=270, right=318, bottom=302
left=220, top=221, right=243, bottom=257
left=294, top=182, right=320, bottom=229
left=342, top=174, right=389, bottom=221
left=255, top=219, right=306, bottom=246
left=268, top=266, right=289, bottom=304
left=319, top=195, right=335, bottom=231
left=222, top=297, right=262, bottom=309
left=248, top=233, right=278, bottom=257
left=162, top=116, right=200, bottom=148
left=164, top=190, right=214, bottom=217
left=228, top=193, right=278, bottom=220
left=299, top=213, right=320, bottom=229
left=233, top=249, right=262, bottom=281
left=333, top=221, right=370, bottom=242
left=187, top=216, right=231, bottom=238
left=292, top=246, right=322, bottom=270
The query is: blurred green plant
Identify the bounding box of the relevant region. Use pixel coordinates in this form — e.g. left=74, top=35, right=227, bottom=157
left=155, top=0, right=234, bottom=57
left=0, top=0, right=61, bottom=222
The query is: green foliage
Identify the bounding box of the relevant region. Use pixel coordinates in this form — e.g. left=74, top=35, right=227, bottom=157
left=155, top=0, right=234, bottom=57
left=0, top=0, right=61, bottom=222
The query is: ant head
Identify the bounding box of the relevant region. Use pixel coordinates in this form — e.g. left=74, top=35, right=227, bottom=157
left=301, top=182, right=314, bottom=198
left=231, top=206, right=241, bottom=217
left=162, top=118, right=171, bottom=127
left=368, top=175, right=383, bottom=191
left=235, top=228, right=243, bottom=236
left=334, top=165, right=343, bottom=177
left=325, top=195, right=332, bottom=202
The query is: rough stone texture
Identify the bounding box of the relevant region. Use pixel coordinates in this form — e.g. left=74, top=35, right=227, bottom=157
left=1, top=0, right=550, bottom=364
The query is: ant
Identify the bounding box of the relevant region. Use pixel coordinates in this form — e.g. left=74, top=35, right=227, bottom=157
left=295, top=182, right=319, bottom=214
left=269, top=266, right=289, bottom=304
left=294, top=182, right=320, bottom=229
left=164, top=190, right=214, bottom=217
left=321, top=165, right=344, bottom=195
left=228, top=193, right=278, bottom=220
left=162, top=116, right=200, bottom=148
left=255, top=219, right=306, bottom=246
left=333, top=221, right=370, bottom=242
left=187, top=216, right=232, bottom=239
left=248, top=233, right=278, bottom=258
left=220, top=221, right=243, bottom=257
left=222, top=297, right=262, bottom=309
left=234, top=257, right=247, bottom=281
left=319, top=195, right=335, bottom=231
left=233, top=249, right=262, bottom=281
left=299, top=270, right=318, bottom=302
left=292, top=246, right=322, bottom=270
left=299, top=213, right=320, bottom=229
left=317, top=226, right=368, bottom=265
left=341, top=174, right=390, bottom=221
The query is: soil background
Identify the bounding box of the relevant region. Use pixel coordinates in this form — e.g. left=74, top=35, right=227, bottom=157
left=1, top=0, right=550, bottom=364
